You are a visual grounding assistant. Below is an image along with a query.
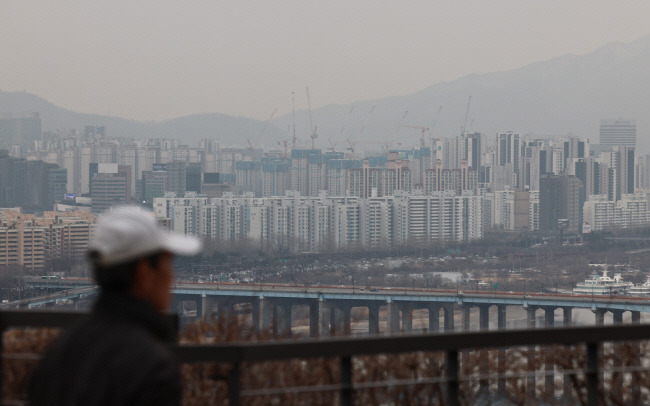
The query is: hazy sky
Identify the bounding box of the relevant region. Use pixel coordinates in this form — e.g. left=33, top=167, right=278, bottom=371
left=2, top=1, right=650, bottom=122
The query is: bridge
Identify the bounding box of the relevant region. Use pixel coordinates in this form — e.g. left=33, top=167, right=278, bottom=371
left=11, top=279, right=650, bottom=336
left=170, top=282, right=650, bottom=337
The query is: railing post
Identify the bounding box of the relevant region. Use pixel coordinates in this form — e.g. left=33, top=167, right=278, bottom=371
left=446, top=349, right=459, bottom=406
left=0, top=323, right=5, bottom=403
left=586, top=342, right=598, bottom=406
left=340, top=355, right=352, bottom=406
left=229, top=361, right=241, bottom=406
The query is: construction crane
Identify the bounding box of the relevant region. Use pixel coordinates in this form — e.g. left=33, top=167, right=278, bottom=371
left=401, top=125, right=430, bottom=148
left=337, top=105, right=356, bottom=142
left=306, top=87, right=318, bottom=149
left=247, top=108, right=277, bottom=158
left=346, top=138, right=358, bottom=159
left=345, top=104, right=375, bottom=158
left=358, top=139, right=402, bottom=152
left=460, top=95, right=472, bottom=137
left=327, top=139, right=337, bottom=153
left=394, top=110, right=409, bottom=137
left=277, top=140, right=289, bottom=159
left=291, top=91, right=297, bottom=149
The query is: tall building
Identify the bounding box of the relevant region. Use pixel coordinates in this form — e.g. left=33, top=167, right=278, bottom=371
left=326, top=159, right=362, bottom=197
left=186, top=163, right=202, bottom=194
left=496, top=132, right=521, bottom=180
left=142, top=170, right=168, bottom=205
left=600, top=119, right=636, bottom=152
left=0, top=153, right=67, bottom=212
left=0, top=112, right=42, bottom=152
left=46, top=167, right=68, bottom=209
left=290, top=149, right=319, bottom=195
left=166, top=161, right=187, bottom=196
left=539, top=174, right=584, bottom=234
left=539, top=174, right=563, bottom=233
left=91, top=172, right=127, bottom=212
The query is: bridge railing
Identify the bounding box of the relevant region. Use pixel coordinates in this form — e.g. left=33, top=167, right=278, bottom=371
left=2, top=310, right=650, bottom=405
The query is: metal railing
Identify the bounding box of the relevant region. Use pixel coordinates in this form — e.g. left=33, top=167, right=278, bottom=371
left=2, top=310, right=650, bottom=405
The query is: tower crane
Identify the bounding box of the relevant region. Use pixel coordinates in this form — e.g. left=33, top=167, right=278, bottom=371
left=291, top=91, right=297, bottom=149
left=327, top=139, right=337, bottom=153
left=346, top=138, right=358, bottom=159
left=277, top=140, right=289, bottom=159
left=247, top=108, right=277, bottom=158
left=460, top=95, right=472, bottom=137
left=306, top=87, right=318, bottom=149
left=401, top=125, right=430, bottom=148
left=358, top=139, right=402, bottom=152
left=345, top=105, right=375, bottom=158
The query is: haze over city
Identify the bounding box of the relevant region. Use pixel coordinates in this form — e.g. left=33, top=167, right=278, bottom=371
left=3, top=1, right=650, bottom=122
left=7, top=3, right=650, bottom=404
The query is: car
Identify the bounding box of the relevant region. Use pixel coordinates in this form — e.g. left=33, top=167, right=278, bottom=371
left=370, top=288, right=378, bottom=292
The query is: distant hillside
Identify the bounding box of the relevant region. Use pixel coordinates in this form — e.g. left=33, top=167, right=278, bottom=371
left=272, top=35, right=650, bottom=154
left=3, top=35, right=650, bottom=153
left=0, top=91, right=285, bottom=147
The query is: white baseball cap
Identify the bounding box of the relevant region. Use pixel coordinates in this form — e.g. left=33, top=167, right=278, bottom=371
left=89, top=206, right=202, bottom=267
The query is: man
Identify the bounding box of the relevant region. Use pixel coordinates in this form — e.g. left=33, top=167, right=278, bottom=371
left=30, top=206, right=201, bottom=405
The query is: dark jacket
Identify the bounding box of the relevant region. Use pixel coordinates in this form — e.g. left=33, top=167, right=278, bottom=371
left=29, top=292, right=181, bottom=406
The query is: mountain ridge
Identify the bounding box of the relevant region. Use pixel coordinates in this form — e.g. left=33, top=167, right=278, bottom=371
left=2, top=35, right=650, bottom=152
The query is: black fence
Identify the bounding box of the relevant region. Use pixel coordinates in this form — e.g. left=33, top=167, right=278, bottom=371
left=2, top=310, right=649, bottom=405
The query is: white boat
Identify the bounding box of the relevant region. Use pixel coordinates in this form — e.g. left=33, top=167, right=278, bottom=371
left=629, top=275, right=650, bottom=296
left=573, top=269, right=634, bottom=295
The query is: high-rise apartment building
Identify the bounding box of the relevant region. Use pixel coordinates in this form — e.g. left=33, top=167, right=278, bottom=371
left=600, top=119, right=636, bottom=152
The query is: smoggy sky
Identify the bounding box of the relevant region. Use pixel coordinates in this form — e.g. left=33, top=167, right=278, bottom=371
left=2, top=1, right=650, bottom=122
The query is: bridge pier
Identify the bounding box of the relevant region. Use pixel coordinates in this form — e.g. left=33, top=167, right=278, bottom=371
left=477, top=305, right=490, bottom=394
left=562, top=307, right=572, bottom=326
left=369, top=303, right=381, bottom=335
left=387, top=302, right=400, bottom=334
left=462, top=306, right=471, bottom=331
left=200, top=294, right=218, bottom=320
left=611, top=309, right=626, bottom=401
left=631, top=310, right=642, bottom=404
left=309, top=300, right=321, bottom=337
left=526, top=306, right=537, bottom=329
left=428, top=304, right=440, bottom=333
left=497, top=305, right=506, bottom=395
left=443, top=305, right=455, bottom=332
left=460, top=305, right=471, bottom=382
left=329, top=304, right=351, bottom=335
left=252, top=297, right=263, bottom=333
left=328, top=305, right=340, bottom=335
left=543, top=307, right=555, bottom=327
left=261, top=298, right=273, bottom=332
left=273, top=302, right=292, bottom=337
left=497, top=305, right=506, bottom=330
left=562, top=309, right=573, bottom=402
left=594, top=309, right=606, bottom=325
left=526, top=306, right=537, bottom=402
left=543, top=307, right=555, bottom=398
left=401, top=303, right=413, bottom=333
left=342, top=306, right=351, bottom=335
left=320, top=307, right=331, bottom=337
left=479, top=305, right=489, bottom=331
